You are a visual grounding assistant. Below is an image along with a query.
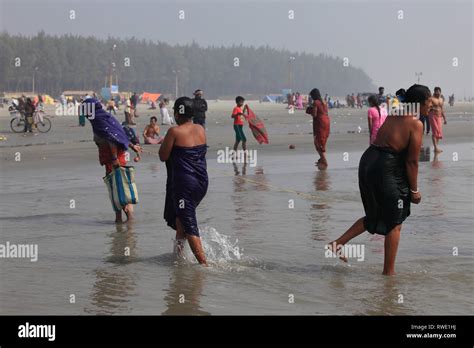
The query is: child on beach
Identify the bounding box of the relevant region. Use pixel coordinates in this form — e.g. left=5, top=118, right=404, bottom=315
left=231, top=96, right=249, bottom=152
left=143, top=116, right=164, bottom=144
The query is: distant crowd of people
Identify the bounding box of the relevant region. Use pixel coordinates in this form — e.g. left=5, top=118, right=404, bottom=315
left=10, top=82, right=456, bottom=273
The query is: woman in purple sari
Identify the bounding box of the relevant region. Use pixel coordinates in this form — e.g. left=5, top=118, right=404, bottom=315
left=159, top=97, right=209, bottom=266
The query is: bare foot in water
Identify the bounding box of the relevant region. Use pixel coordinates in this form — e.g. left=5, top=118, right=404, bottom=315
left=326, top=241, right=348, bottom=262
left=434, top=148, right=443, bottom=153
left=382, top=270, right=396, bottom=276
left=317, top=161, right=328, bottom=171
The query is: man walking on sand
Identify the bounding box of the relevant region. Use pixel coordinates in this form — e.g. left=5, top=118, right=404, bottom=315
left=130, top=92, right=138, bottom=119
left=192, top=89, right=208, bottom=127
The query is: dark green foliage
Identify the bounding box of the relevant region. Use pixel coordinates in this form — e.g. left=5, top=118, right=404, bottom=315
left=0, top=31, right=375, bottom=97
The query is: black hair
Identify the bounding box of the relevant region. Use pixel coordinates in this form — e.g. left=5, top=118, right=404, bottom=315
left=395, top=88, right=406, bottom=97
left=378, top=86, right=384, bottom=92
left=236, top=96, right=245, bottom=104
left=404, top=84, right=431, bottom=104
left=150, top=116, right=157, bottom=122
left=173, top=96, right=194, bottom=118
left=434, top=86, right=441, bottom=92
left=309, top=88, right=323, bottom=103
left=368, top=94, right=381, bottom=119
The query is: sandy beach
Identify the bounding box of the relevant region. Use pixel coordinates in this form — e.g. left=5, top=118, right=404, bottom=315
left=0, top=101, right=473, bottom=315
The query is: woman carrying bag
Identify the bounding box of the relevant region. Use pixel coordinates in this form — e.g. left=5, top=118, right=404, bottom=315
left=83, top=98, right=142, bottom=223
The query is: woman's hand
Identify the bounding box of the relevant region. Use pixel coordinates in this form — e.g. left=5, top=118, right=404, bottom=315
left=112, top=158, right=121, bottom=168
left=410, top=191, right=421, bottom=204
left=130, top=144, right=142, bottom=154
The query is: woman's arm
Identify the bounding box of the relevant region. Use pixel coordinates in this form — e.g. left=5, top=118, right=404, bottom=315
left=159, top=128, right=176, bottom=161
left=405, top=120, right=423, bottom=203
left=309, top=101, right=318, bottom=118
left=367, top=111, right=373, bottom=133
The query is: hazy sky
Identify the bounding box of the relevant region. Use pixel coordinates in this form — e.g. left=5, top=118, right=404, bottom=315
left=1, top=0, right=472, bottom=97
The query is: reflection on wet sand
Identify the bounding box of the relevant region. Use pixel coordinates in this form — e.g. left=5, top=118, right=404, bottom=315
left=231, top=164, right=269, bottom=233
left=233, top=161, right=247, bottom=176
left=162, top=266, right=209, bottom=315
left=429, top=152, right=445, bottom=213
left=314, top=169, right=331, bottom=192
left=432, top=152, right=443, bottom=169
left=148, top=162, right=160, bottom=174
left=419, top=146, right=431, bottom=162
left=310, top=170, right=331, bottom=241
left=85, top=222, right=138, bottom=314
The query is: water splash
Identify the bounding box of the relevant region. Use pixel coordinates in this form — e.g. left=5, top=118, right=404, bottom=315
left=177, top=226, right=242, bottom=265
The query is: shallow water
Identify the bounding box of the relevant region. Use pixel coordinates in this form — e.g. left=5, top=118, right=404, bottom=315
left=0, top=141, right=473, bottom=315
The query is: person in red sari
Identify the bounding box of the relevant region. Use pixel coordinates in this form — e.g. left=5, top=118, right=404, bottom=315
left=307, top=88, right=330, bottom=170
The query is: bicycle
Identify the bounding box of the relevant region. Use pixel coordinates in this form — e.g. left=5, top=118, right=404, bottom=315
left=10, top=109, right=52, bottom=133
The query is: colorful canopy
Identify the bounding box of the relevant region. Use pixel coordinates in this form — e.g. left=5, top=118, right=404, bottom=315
left=141, top=92, right=161, bottom=103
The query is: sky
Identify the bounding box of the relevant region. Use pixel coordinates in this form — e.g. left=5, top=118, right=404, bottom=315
left=1, top=0, right=472, bottom=97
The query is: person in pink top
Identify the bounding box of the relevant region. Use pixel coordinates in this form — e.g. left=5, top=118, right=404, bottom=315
left=367, top=94, right=388, bottom=144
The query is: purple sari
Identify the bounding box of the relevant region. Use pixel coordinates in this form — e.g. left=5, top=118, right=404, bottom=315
left=83, top=98, right=130, bottom=150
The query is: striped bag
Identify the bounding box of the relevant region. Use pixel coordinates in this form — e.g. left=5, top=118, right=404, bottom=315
left=103, top=166, right=139, bottom=212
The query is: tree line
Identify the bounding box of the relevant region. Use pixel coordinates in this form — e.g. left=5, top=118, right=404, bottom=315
left=0, top=31, right=375, bottom=98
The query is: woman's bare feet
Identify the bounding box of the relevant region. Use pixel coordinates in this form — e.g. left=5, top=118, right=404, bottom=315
left=326, top=241, right=348, bottom=262
left=317, top=160, right=328, bottom=170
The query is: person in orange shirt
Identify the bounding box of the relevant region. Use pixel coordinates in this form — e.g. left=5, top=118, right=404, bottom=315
left=231, top=96, right=249, bottom=151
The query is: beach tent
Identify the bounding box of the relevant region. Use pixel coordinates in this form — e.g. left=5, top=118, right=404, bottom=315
left=42, top=94, right=55, bottom=104
left=262, top=95, right=277, bottom=103
left=34, top=95, right=55, bottom=105
left=101, top=87, right=112, bottom=101
left=141, top=92, right=161, bottom=103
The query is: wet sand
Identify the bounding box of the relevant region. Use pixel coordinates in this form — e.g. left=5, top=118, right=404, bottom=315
left=0, top=102, right=473, bottom=315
